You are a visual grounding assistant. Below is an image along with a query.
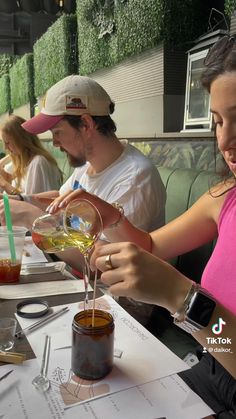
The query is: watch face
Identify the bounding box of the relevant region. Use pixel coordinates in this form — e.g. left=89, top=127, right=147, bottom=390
left=187, top=292, right=216, bottom=328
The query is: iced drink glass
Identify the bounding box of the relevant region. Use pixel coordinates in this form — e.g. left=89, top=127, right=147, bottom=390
left=0, top=226, right=27, bottom=283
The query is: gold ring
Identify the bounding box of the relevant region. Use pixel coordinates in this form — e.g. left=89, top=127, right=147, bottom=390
left=105, top=254, right=114, bottom=270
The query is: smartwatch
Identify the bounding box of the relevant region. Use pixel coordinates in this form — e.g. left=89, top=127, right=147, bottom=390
left=174, top=287, right=216, bottom=333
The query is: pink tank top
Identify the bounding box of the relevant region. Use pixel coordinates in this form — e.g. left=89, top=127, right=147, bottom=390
left=201, top=187, right=236, bottom=315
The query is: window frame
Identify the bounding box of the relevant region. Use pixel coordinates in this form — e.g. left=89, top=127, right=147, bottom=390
left=183, top=49, right=212, bottom=132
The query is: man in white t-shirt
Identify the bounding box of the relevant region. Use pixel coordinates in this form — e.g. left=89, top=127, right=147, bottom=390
left=0, top=75, right=166, bottom=324
left=59, top=142, right=164, bottom=232
left=0, top=75, right=166, bottom=234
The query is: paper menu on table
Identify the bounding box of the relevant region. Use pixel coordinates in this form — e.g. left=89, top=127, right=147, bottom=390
left=65, top=374, right=214, bottom=419
left=0, top=360, right=64, bottom=419
left=0, top=361, right=214, bottom=419
left=0, top=280, right=92, bottom=299
left=16, top=295, right=190, bottom=409
left=22, top=236, right=48, bottom=264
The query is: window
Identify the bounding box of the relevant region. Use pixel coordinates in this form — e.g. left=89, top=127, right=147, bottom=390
left=183, top=50, right=212, bottom=131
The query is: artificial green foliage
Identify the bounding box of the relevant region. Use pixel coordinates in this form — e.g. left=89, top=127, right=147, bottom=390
left=9, top=53, right=34, bottom=109
left=0, top=74, right=10, bottom=115
left=225, top=0, right=236, bottom=16
left=162, top=0, right=208, bottom=46
left=76, top=0, right=210, bottom=75
left=0, top=54, right=18, bottom=78
left=133, top=142, right=151, bottom=157
left=34, top=14, right=78, bottom=98
left=131, top=140, right=221, bottom=172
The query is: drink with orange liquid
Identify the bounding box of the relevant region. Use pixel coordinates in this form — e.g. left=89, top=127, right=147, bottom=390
left=0, top=259, right=21, bottom=283
left=0, top=226, right=27, bottom=283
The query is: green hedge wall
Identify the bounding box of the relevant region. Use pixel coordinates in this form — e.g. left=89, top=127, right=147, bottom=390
left=76, top=0, right=210, bottom=75
left=34, top=14, right=78, bottom=98
left=0, top=74, right=10, bottom=114
left=0, top=54, right=18, bottom=78
left=225, top=0, right=236, bottom=16
left=9, top=53, right=34, bottom=109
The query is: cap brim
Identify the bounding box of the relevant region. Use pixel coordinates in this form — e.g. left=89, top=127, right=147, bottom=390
left=22, top=113, right=64, bottom=134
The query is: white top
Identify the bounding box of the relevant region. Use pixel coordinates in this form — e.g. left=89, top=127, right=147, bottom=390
left=5, top=155, right=61, bottom=194
left=60, top=144, right=166, bottom=231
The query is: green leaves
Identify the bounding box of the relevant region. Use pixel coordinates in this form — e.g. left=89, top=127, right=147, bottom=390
left=131, top=140, right=221, bottom=172
left=0, top=55, right=18, bottom=78
left=10, top=53, right=34, bottom=109
left=0, top=74, right=10, bottom=114
left=225, top=0, right=236, bottom=17
left=0, top=15, right=78, bottom=115
left=34, top=14, right=78, bottom=98
left=77, top=0, right=210, bottom=75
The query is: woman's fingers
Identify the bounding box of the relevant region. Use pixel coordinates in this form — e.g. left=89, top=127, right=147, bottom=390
left=94, top=242, right=124, bottom=269
left=93, top=241, right=183, bottom=309
left=57, top=189, right=85, bottom=209
left=47, top=190, right=120, bottom=230
left=94, top=242, right=143, bottom=292
left=46, top=189, right=83, bottom=213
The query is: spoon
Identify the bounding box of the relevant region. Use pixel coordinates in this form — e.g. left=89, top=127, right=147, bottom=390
left=32, top=334, right=51, bottom=392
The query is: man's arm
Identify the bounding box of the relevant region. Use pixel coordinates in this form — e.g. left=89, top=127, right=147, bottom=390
left=0, top=199, right=44, bottom=230
left=24, top=191, right=59, bottom=210
left=0, top=174, right=18, bottom=194
left=0, top=190, right=59, bottom=208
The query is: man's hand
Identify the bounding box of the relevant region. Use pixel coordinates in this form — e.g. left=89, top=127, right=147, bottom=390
left=0, top=173, right=7, bottom=190
left=0, top=167, right=12, bottom=183
left=0, top=193, right=20, bottom=201
left=0, top=199, right=44, bottom=230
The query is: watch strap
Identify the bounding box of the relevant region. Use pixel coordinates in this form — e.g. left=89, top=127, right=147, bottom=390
left=172, top=284, right=215, bottom=333
left=173, top=316, right=203, bottom=333
left=171, top=282, right=199, bottom=323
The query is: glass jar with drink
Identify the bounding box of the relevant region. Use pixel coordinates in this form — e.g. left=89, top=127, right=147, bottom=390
left=32, top=199, right=114, bottom=380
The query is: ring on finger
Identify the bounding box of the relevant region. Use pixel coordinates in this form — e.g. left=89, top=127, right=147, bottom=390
left=105, top=254, right=114, bottom=270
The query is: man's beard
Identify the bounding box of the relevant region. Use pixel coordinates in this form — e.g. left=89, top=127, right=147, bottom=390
left=69, top=155, right=86, bottom=167
left=60, top=148, right=86, bottom=168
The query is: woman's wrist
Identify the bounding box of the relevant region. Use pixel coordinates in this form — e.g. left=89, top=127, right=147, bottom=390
left=107, top=203, right=125, bottom=229
left=163, top=268, right=193, bottom=314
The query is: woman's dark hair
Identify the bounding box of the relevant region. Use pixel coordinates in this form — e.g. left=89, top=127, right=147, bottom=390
left=201, top=35, right=236, bottom=92
left=63, top=113, right=117, bottom=137
left=201, top=35, right=236, bottom=192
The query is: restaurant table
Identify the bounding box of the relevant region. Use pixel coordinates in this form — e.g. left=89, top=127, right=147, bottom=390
left=0, top=262, right=214, bottom=419
left=0, top=265, right=99, bottom=363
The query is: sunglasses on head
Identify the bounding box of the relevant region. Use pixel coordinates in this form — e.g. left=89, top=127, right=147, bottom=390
left=204, top=34, right=236, bottom=66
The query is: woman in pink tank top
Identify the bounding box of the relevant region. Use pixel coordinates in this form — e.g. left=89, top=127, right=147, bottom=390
left=45, top=36, right=236, bottom=417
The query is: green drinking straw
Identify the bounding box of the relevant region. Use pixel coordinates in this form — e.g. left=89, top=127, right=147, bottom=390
left=3, top=191, right=17, bottom=262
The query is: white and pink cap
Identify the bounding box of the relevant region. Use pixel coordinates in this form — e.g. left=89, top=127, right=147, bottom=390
left=22, top=75, right=113, bottom=134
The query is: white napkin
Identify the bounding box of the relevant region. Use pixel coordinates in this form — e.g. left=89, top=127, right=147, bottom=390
left=20, top=261, right=66, bottom=275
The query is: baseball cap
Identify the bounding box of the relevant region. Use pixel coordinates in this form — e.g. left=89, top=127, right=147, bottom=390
left=22, top=75, right=113, bottom=134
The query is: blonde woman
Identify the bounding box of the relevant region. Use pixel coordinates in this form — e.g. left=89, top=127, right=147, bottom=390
left=0, top=114, right=62, bottom=195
